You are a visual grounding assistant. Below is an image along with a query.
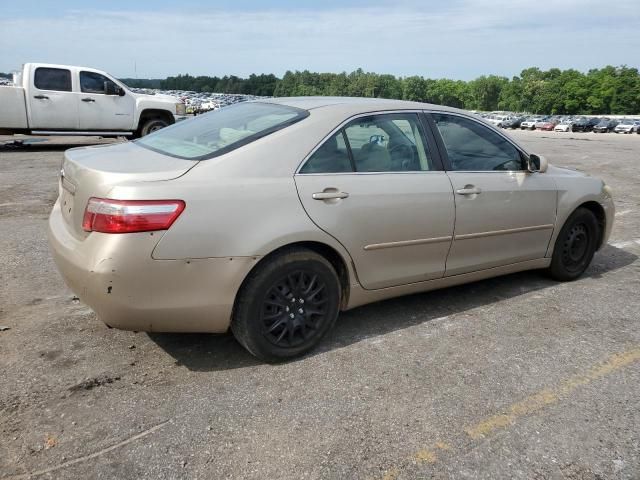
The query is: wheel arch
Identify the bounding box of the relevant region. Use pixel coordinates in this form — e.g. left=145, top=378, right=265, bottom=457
left=577, top=200, right=606, bottom=250
left=136, top=108, right=175, bottom=130
left=233, top=241, right=352, bottom=315
left=549, top=200, right=607, bottom=258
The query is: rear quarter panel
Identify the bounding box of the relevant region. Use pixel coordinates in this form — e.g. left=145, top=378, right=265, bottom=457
left=125, top=107, right=361, bottom=283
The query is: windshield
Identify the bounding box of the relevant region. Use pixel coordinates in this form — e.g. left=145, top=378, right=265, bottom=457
left=136, top=102, right=309, bottom=160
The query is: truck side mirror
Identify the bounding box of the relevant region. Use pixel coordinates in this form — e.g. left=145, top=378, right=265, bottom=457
left=104, top=81, right=123, bottom=96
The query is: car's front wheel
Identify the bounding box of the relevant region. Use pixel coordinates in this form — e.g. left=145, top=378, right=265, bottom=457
left=547, top=207, right=599, bottom=281
left=231, top=248, right=341, bottom=362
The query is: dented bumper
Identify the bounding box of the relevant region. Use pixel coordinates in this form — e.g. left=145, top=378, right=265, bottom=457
left=48, top=200, right=259, bottom=333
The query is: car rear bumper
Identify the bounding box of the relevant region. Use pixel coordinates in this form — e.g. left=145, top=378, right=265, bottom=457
left=48, top=200, right=259, bottom=333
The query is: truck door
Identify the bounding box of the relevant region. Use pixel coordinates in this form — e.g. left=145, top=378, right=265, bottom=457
left=28, top=66, right=79, bottom=130
left=77, top=71, right=135, bottom=131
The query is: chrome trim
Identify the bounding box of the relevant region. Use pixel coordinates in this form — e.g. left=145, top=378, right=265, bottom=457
left=60, top=168, right=76, bottom=195
left=454, top=224, right=554, bottom=241
left=364, top=235, right=453, bottom=251
left=296, top=170, right=447, bottom=177
left=32, top=130, right=133, bottom=135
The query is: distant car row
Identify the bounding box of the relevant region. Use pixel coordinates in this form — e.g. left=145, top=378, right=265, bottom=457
left=129, top=88, right=266, bottom=114
left=486, top=114, right=640, bottom=134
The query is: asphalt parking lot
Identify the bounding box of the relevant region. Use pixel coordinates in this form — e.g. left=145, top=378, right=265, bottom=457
left=1, top=130, right=639, bottom=480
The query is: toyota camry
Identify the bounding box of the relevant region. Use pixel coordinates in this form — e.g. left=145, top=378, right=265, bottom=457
left=49, top=97, right=615, bottom=361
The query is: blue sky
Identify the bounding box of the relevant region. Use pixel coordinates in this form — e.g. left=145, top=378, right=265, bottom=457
left=1, top=0, right=639, bottom=79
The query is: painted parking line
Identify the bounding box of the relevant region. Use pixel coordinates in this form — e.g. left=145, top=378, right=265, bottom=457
left=379, top=347, right=640, bottom=479
left=614, top=209, right=632, bottom=217
left=610, top=238, right=640, bottom=249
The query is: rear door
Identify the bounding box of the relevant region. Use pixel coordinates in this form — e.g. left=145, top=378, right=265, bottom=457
left=427, top=112, right=557, bottom=276
left=28, top=66, right=78, bottom=129
left=78, top=71, right=135, bottom=130
left=295, top=112, right=455, bottom=290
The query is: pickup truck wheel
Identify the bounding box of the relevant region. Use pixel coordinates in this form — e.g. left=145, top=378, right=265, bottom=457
left=139, top=118, right=169, bottom=136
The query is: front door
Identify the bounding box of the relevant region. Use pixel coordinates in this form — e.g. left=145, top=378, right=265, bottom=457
left=429, top=112, right=557, bottom=276
left=295, top=112, right=455, bottom=290
left=28, top=66, right=78, bottom=130
left=78, top=71, right=135, bottom=130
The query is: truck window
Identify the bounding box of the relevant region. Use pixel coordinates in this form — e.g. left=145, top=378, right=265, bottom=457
left=80, top=71, right=116, bottom=94
left=34, top=68, right=72, bottom=92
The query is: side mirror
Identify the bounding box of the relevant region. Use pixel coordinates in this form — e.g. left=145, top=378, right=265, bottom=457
left=104, top=81, right=124, bottom=96
left=528, top=153, right=548, bottom=173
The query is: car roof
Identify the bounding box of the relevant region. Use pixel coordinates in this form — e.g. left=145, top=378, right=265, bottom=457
left=259, top=96, right=465, bottom=114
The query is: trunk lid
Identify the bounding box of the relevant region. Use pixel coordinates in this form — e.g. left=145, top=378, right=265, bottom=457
left=59, top=141, right=197, bottom=238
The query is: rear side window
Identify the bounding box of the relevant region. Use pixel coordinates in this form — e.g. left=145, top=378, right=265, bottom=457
left=80, top=71, right=116, bottom=94
left=34, top=68, right=72, bottom=92
left=300, top=131, right=352, bottom=173
left=137, top=102, right=309, bottom=160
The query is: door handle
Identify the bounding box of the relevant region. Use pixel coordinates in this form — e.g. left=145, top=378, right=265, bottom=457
left=81, top=98, right=96, bottom=102
left=456, top=185, right=482, bottom=195
left=312, top=191, right=349, bottom=200
left=33, top=95, right=49, bottom=100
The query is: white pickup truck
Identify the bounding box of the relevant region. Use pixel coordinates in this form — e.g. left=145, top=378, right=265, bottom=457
left=0, top=63, right=186, bottom=137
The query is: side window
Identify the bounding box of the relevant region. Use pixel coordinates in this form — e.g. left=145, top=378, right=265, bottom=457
left=344, top=113, right=433, bottom=172
left=34, top=68, right=72, bottom=92
left=80, top=71, right=115, bottom=94
left=300, top=131, right=352, bottom=174
left=432, top=113, right=524, bottom=171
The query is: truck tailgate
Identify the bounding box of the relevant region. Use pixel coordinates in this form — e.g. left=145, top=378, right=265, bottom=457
left=0, top=86, right=28, bottom=129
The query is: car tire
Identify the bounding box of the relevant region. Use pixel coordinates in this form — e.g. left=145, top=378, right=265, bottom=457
left=139, top=117, right=169, bottom=136
left=547, top=207, right=599, bottom=281
left=231, top=248, right=341, bottom=362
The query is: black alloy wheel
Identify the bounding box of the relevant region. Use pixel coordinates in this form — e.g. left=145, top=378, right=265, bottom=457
left=261, top=270, right=330, bottom=348
left=231, top=248, right=341, bottom=362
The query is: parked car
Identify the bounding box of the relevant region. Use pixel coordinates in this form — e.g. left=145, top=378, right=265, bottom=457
left=593, top=119, right=619, bottom=133
left=485, top=114, right=513, bottom=126
left=572, top=117, right=601, bottom=132
left=0, top=63, right=187, bottom=137
left=48, top=97, right=615, bottom=361
left=554, top=121, right=573, bottom=132
left=539, top=119, right=559, bottom=131
left=613, top=119, right=639, bottom=134
left=500, top=116, right=525, bottom=129
left=534, top=118, right=551, bottom=130
left=521, top=117, right=542, bottom=130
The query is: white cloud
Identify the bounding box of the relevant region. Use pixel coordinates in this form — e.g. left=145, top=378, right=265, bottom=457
left=1, top=1, right=638, bottom=78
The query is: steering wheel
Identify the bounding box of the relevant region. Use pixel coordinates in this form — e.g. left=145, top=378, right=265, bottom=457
left=389, top=144, right=416, bottom=170
left=492, top=160, right=518, bottom=171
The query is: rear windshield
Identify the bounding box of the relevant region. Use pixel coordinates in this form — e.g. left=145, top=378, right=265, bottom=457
left=136, top=102, right=308, bottom=160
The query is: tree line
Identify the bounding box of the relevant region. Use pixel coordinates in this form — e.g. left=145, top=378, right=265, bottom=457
left=3, top=66, right=635, bottom=114
left=121, top=73, right=278, bottom=97
left=125, top=66, right=639, bottom=115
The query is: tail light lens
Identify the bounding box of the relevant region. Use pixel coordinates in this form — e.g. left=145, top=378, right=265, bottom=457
left=82, top=198, right=185, bottom=234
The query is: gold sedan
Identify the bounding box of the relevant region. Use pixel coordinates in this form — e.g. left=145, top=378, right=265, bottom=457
left=48, top=98, right=614, bottom=361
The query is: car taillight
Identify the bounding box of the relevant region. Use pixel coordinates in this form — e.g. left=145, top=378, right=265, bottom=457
left=82, top=198, right=185, bottom=234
